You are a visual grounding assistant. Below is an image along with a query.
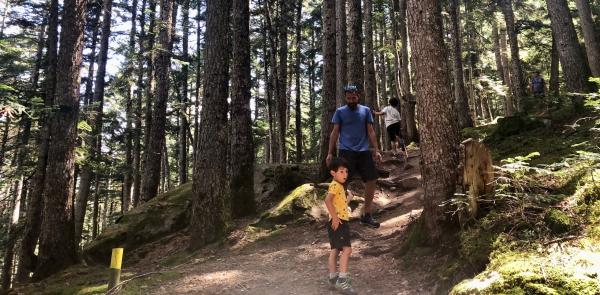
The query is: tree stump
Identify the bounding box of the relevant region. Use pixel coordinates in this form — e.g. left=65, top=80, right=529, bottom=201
left=459, top=139, right=495, bottom=220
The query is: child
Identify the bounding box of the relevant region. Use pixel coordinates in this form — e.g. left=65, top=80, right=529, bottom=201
left=373, top=97, right=408, bottom=160
left=324, top=157, right=356, bottom=295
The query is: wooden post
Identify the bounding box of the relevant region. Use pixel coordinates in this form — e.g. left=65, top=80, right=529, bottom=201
left=108, top=248, right=123, bottom=290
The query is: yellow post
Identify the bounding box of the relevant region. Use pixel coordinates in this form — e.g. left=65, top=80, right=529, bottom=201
left=108, top=248, right=124, bottom=290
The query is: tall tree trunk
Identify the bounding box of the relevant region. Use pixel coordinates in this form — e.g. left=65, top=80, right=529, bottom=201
left=399, top=0, right=417, bottom=142
left=449, top=0, right=473, bottom=129
left=0, top=117, right=8, bottom=169
left=189, top=0, right=232, bottom=249
left=364, top=0, right=376, bottom=110
left=194, top=0, right=203, bottom=155
left=499, top=0, right=526, bottom=111
left=336, top=0, right=347, bottom=107
left=141, top=0, right=174, bottom=201
left=308, top=29, right=317, bottom=161
left=230, top=0, right=255, bottom=218
left=499, top=19, right=515, bottom=116
left=123, top=0, right=138, bottom=213
left=83, top=19, right=99, bottom=107
left=178, top=0, right=190, bottom=184
left=16, top=0, right=59, bottom=281
left=319, top=0, right=336, bottom=179
left=547, top=0, right=594, bottom=93
left=140, top=0, right=157, bottom=196
left=491, top=15, right=505, bottom=84
left=1, top=180, right=23, bottom=290
left=35, top=0, right=87, bottom=279
left=277, top=0, right=288, bottom=163
left=294, top=0, right=302, bottom=163
left=546, top=0, right=592, bottom=93
left=347, top=0, right=363, bottom=89
left=407, top=0, right=460, bottom=244
left=549, top=31, right=560, bottom=96
left=75, top=0, right=112, bottom=246
left=132, top=0, right=148, bottom=207
left=574, top=0, right=600, bottom=77
left=91, top=174, right=100, bottom=239
left=261, top=21, right=272, bottom=164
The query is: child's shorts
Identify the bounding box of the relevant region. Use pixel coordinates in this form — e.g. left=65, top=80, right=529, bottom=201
left=327, top=219, right=351, bottom=250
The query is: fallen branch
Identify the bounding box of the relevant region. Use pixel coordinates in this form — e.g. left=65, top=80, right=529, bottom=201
left=543, top=235, right=583, bottom=246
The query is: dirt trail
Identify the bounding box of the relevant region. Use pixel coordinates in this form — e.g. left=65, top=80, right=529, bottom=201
left=146, top=150, right=437, bottom=295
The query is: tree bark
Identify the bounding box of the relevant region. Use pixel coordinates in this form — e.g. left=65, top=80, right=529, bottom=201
left=319, top=0, right=336, bottom=179
left=574, top=0, right=600, bottom=77
left=141, top=0, right=174, bottom=201
left=364, top=0, right=376, bottom=111
left=398, top=0, right=417, bottom=142
left=1, top=180, right=23, bottom=290
left=499, top=19, right=515, bottom=116
left=276, top=0, right=289, bottom=163
left=491, top=15, right=505, bottom=84
left=230, top=0, right=255, bottom=218
left=294, top=0, right=302, bottom=163
left=91, top=175, right=100, bottom=239
left=123, top=0, right=137, bottom=212
left=189, top=0, right=232, bottom=249
left=347, top=0, right=363, bottom=90
left=75, top=0, right=113, bottom=246
left=407, top=0, right=460, bottom=244
left=549, top=31, right=560, bottom=96
left=449, top=0, right=473, bottom=129
left=132, top=0, right=148, bottom=207
left=16, top=0, right=59, bottom=282
left=499, top=0, right=526, bottom=111
left=336, top=0, right=347, bottom=107
left=178, top=0, right=190, bottom=184
left=547, top=0, right=594, bottom=93
left=34, top=0, right=87, bottom=279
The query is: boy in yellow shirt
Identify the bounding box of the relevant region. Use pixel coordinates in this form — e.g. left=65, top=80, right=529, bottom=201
left=325, top=158, right=356, bottom=294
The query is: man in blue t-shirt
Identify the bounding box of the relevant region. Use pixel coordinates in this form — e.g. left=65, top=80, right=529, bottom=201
left=326, top=84, right=383, bottom=228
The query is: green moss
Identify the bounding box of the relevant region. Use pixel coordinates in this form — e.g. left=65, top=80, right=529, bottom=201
left=544, top=209, right=574, bottom=234
left=254, top=184, right=326, bottom=228
left=459, top=226, right=500, bottom=268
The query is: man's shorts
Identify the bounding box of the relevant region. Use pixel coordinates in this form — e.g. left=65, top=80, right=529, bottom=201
left=327, top=219, right=351, bottom=250
left=386, top=122, right=401, bottom=141
left=339, top=149, right=379, bottom=182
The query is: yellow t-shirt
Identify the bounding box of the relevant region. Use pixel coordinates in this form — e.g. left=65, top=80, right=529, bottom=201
left=327, top=180, right=350, bottom=221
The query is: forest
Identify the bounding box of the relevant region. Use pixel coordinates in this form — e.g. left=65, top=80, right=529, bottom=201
left=0, top=0, right=599, bottom=293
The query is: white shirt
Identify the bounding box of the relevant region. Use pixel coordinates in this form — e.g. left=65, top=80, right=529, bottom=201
left=381, top=105, right=402, bottom=128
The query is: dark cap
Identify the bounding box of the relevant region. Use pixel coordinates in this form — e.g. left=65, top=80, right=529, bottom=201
left=343, top=84, right=360, bottom=93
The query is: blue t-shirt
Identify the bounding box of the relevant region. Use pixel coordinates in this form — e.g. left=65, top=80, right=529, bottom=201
left=331, top=105, right=374, bottom=152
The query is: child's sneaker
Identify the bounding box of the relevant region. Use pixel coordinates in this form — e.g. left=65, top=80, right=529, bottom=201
left=328, top=275, right=338, bottom=289
left=335, top=277, right=357, bottom=295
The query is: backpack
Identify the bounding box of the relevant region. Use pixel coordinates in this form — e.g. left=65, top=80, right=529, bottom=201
left=532, top=76, right=544, bottom=93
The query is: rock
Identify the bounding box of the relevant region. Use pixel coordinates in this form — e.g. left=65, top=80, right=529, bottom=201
left=255, top=164, right=318, bottom=212
left=253, top=184, right=328, bottom=228
left=544, top=209, right=574, bottom=234
left=400, top=176, right=421, bottom=190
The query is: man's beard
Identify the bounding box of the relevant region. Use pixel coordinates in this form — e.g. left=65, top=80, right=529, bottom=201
left=347, top=102, right=358, bottom=110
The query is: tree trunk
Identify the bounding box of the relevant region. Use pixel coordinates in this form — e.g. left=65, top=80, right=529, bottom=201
left=347, top=0, right=363, bottom=90
left=230, top=0, right=255, bottom=218
left=499, top=19, right=515, bottom=116
left=141, top=0, right=174, bottom=201
left=91, top=175, right=100, bottom=239
left=491, top=14, right=505, bottom=84
left=574, top=0, right=600, bottom=77
left=549, top=31, right=560, bottom=96
left=34, top=0, right=87, bottom=279
left=277, top=0, right=288, bottom=163
left=75, top=0, right=113, bottom=246
left=16, top=0, right=59, bottom=282
left=122, top=0, right=138, bottom=213
left=547, top=0, right=594, bottom=93
left=449, top=0, right=473, bottom=129
left=399, top=0, right=417, bottom=142
left=407, top=0, right=460, bottom=244
left=336, top=0, right=347, bottom=107
left=83, top=20, right=99, bottom=107
left=319, top=0, right=336, bottom=179
left=1, top=180, right=23, bottom=290
left=294, top=0, right=302, bottom=163
left=140, top=0, right=157, bottom=195
left=132, top=0, right=147, bottom=207
left=178, top=0, right=190, bottom=184
left=364, top=0, right=376, bottom=110
left=499, top=0, right=526, bottom=111
left=308, top=29, right=317, bottom=161
left=189, top=0, right=232, bottom=249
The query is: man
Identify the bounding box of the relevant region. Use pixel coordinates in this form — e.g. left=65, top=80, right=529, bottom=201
left=326, top=84, right=383, bottom=228
left=530, top=71, right=546, bottom=97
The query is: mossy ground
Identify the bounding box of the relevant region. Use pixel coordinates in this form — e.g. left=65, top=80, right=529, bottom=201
left=451, top=104, right=600, bottom=294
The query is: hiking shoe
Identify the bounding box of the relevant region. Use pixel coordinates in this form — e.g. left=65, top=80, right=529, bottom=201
left=335, top=277, right=357, bottom=295
left=360, top=213, right=380, bottom=228
left=328, top=276, right=338, bottom=289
